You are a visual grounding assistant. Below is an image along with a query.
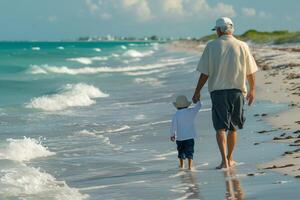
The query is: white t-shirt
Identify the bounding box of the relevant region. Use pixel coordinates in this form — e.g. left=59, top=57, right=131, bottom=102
left=170, top=101, right=202, bottom=141
left=196, top=35, right=258, bottom=96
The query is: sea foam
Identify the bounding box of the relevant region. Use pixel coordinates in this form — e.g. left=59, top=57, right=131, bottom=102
left=94, top=48, right=101, bottom=52
left=67, top=56, right=108, bottom=65
left=26, top=83, right=109, bottom=111
left=29, top=59, right=185, bottom=75
left=0, top=137, right=55, bottom=162
left=32, top=47, right=40, bottom=51
left=134, top=78, right=164, bottom=87
left=0, top=166, right=88, bottom=199
left=123, top=49, right=154, bottom=58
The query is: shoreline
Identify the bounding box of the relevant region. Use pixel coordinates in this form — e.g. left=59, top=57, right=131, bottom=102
left=167, top=40, right=300, bottom=177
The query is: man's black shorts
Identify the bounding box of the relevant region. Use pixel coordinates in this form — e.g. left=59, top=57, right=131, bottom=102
left=210, top=89, right=245, bottom=131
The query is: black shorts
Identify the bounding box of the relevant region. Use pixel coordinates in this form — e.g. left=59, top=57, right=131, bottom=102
left=176, top=139, right=194, bottom=160
left=210, top=89, right=245, bottom=131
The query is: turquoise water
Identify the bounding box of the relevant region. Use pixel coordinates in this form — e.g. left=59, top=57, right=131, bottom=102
left=0, top=41, right=299, bottom=199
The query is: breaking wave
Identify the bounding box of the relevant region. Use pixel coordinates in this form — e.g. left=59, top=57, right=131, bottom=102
left=0, top=137, right=55, bottom=162
left=123, top=49, right=154, bottom=58
left=26, top=83, right=109, bottom=111
left=67, top=56, right=108, bottom=65
left=29, top=59, right=185, bottom=75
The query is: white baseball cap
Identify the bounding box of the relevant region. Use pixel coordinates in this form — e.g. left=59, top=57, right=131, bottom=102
left=212, top=17, right=234, bottom=31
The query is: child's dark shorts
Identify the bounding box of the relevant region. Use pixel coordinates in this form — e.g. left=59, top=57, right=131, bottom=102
left=176, top=139, right=194, bottom=160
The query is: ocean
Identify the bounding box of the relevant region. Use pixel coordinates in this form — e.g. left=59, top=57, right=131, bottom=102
left=0, top=41, right=299, bottom=200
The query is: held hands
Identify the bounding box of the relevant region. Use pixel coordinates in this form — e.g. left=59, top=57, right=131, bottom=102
left=246, top=89, right=255, bottom=106
left=192, top=92, right=200, bottom=104
left=170, top=136, right=175, bottom=142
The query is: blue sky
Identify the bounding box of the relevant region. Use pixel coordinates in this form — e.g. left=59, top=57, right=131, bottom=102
left=0, top=0, right=299, bottom=40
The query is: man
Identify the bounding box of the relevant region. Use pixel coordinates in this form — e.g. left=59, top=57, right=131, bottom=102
left=192, top=17, right=258, bottom=169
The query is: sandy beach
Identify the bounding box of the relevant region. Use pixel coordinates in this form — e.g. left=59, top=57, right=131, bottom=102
left=168, top=40, right=300, bottom=178
left=253, top=44, right=300, bottom=178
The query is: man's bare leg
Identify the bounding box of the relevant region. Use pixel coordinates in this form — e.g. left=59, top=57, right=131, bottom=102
left=216, top=129, right=229, bottom=169
left=179, top=159, right=184, bottom=169
left=227, top=130, right=237, bottom=167
left=188, top=159, right=193, bottom=170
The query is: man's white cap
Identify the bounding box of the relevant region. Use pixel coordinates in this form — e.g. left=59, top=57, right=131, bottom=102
left=212, top=17, right=234, bottom=31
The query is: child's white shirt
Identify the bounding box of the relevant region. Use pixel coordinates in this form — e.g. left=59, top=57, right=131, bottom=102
left=170, top=101, right=202, bottom=141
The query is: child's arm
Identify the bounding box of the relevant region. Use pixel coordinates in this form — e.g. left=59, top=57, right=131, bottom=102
left=190, top=101, right=202, bottom=113
left=170, top=115, right=177, bottom=142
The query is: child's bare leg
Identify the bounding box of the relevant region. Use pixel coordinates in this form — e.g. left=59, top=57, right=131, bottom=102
left=188, top=159, right=193, bottom=170
left=179, top=159, right=184, bottom=168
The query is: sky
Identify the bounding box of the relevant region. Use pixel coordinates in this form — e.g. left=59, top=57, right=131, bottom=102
left=0, top=0, right=299, bottom=41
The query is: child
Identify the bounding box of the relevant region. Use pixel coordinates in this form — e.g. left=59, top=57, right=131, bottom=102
left=170, top=95, right=201, bottom=170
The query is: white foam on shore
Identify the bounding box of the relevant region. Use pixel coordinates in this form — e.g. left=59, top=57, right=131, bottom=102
left=151, top=120, right=171, bottom=125
left=0, top=137, right=55, bottom=162
left=123, top=49, right=154, bottom=58
left=0, top=166, right=88, bottom=199
left=156, top=151, right=177, bottom=158
left=75, top=129, right=123, bottom=150
left=106, top=125, right=130, bottom=133
left=125, top=69, right=164, bottom=76
left=26, top=83, right=109, bottom=111
left=76, top=130, right=97, bottom=137
left=134, top=77, right=164, bottom=87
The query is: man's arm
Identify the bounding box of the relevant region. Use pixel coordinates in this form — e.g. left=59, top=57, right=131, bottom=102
left=246, top=73, right=255, bottom=106
left=193, top=73, right=209, bottom=103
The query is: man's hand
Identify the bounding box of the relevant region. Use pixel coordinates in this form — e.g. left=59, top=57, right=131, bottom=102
left=246, top=73, right=255, bottom=106
left=192, top=92, right=200, bottom=104
left=170, top=136, right=175, bottom=142
left=246, top=89, right=255, bottom=106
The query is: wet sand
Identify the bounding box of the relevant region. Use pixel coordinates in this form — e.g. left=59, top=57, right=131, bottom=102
left=253, top=44, right=300, bottom=178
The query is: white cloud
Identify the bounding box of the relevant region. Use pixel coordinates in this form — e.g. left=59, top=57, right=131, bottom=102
left=193, top=0, right=210, bottom=12
left=85, top=0, right=99, bottom=13
left=48, top=16, right=58, bottom=23
left=258, top=11, right=270, bottom=18
left=285, top=15, right=292, bottom=21
left=163, top=0, right=184, bottom=14
left=122, top=0, right=153, bottom=21
left=242, top=8, right=256, bottom=17
left=193, top=0, right=235, bottom=18
left=100, top=13, right=112, bottom=20
left=213, top=3, right=236, bottom=17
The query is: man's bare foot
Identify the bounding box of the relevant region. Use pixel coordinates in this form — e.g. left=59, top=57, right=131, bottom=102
left=228, top=159, right=237, bottom=167
left=216, top=162, right=229, bottom=169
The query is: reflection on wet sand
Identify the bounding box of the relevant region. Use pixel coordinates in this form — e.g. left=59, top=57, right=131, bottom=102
left=177, top=171, right=201, bottom=200
left=224, top=169, right=244, bottom=200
